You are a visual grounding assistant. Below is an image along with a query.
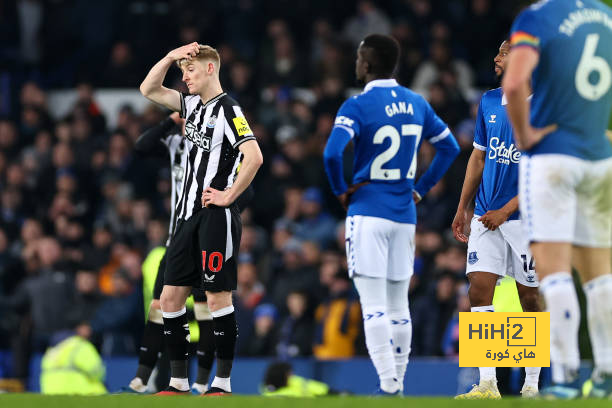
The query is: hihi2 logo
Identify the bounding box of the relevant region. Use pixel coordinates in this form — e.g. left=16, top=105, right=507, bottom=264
left=459, top=313, right=549, bottom=367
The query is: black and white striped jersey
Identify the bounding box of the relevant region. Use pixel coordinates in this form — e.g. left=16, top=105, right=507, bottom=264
left=162, top=132, right=190, bottom=245
left=176, top=92, right=256, bottom=221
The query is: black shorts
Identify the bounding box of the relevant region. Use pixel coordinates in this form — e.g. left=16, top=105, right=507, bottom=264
left=153, top=252, right=206, bottom=301
left=164, top=205, right=241, bottom=293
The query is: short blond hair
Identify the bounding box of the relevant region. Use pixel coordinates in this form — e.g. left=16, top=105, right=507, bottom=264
left=177, top=44, right=220, bottom=71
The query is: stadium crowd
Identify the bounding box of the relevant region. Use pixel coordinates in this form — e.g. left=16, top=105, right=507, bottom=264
left=0, top=0, right=522, bottom=384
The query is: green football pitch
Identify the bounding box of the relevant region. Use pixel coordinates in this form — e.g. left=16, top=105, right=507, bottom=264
left=1, top=395, right=611, bottom=408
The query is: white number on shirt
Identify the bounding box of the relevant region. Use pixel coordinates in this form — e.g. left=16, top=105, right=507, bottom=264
left=370, top=124, right=422, bottom=180
left=575, top=34, right=611, bottom=101
left=405, top=124, right=423, bottom=179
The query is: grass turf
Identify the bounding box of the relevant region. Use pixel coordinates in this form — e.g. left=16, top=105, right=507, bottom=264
left=1, top=395, right=611, bottom=408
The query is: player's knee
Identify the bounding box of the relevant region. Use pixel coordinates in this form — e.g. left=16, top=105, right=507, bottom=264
left=194, top=302, right=212, bottom=321
left=468, top=281, right=494, bottom=307
left=206, top=291, right=232, bottom=312
left=159, top=290, right=182, bottom=313
left=148, top=302, right=163, bottom=324
left=387, top=302, right=410, bottom=318
left=520, top=291, right=541, bottom=312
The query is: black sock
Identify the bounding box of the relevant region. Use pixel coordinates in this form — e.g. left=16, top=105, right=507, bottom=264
left=212, top=310, right=237, bottom=378
left=136, top=320, right=164, bottom=384
left=196, top=319, right=215, bottom=384
left=162, top=310, right=190, bottom=379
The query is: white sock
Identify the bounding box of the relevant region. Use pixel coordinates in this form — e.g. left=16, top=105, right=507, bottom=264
left=387, top=279, right=412, bottom=391
left=129, top=377, right=147, bottom=393
left=471, top=305, right=497, bottom=383
left=192, top=382, right=209, bottom=394
left=584, top=274, right=612, bottom=374
left=362, top=306, right=397, bottom=392
left=478, top=367, right=496, bottom=383
left=169, top=377, right=189, bottom=391
left=540, top=272, right=580, bottom=383
left=524, top=367, right=541, bottom=388
left=354, top=276, right=399, bottom=393
left=211, top=376, right=231, bottom=392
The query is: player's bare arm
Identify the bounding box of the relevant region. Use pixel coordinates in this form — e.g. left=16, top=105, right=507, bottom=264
left=140, top=42, right=201, bottom=112
left=452, top=148, right=485, bottom=243
left=202, top=139, right=263, bottom=207
left=503, top=47, right=556, bottom=150
left=478, top=195, right=518, bottom=231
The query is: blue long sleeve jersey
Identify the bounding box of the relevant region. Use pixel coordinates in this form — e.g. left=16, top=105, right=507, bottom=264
left=323, top=79, right=460, bottom=224
left=509, top=0, right=612, bottom=160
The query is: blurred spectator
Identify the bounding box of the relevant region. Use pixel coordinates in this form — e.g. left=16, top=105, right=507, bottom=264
left=0, top=201, right=20, bottom=247
left=311, top=16, right=335, bottom=58
left=242, top=303, right=278, bottom=356
left=463, top=0, right=511, bottom=86
left=0, top=227, right=23, bottom=357
left=416, top=179, right=456, bottom=231
left=0, top=227, right=23, bottom=292
left=456, top=95, right=481, bottom=150
left=442, top=283, right=470, bottom=358
left=276, top=290, right=314, bottom=358
left=239, top=224, right=267, bottom=263
left=236, top=260, right=265, bottom=310
left=313, top=77, right=345, bottom=119
left=235, top=257, right=265, bottom=355
left=66, top=269, right=103, bottom=328
left=394, top=21, right=423, bottom=87
left=227, top=59, right=258, bottom=114
left=261, top=27, right=307, bottom=89
left=412, top=41, right=474, bottom=97
left=20, top=81, right=46, bottom=110
left=270, top=238, right=319, bottom=308
left=294, top=187, right=336, bottom=249
left=81, top=222, right=113, bottom=271
left=72, top=82, right=106, bottom=133
left=145, top=218, right=168, bottom=250
left=0, top=120, right=20, bottom=157
left=101, top=42, right=140, bottom=87
left=82, top=267, right=143, bottom=356
left=391, top=0, right=434, bottom=49
left=281, top=186, right=302, bottom=223
left=343, top=1, right=392, bottom=47
left=0, top=237, right=74, bottom=380
left=411, top=270, right=460, bottom=356
left=434, top=245, right=467, bottom=277
left=313, top=270, right=361, bottom=359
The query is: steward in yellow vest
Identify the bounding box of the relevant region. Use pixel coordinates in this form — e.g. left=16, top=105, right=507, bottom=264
left=40, top=334, right=106, bottom=395
left=261, top=361, right=333, bottom=397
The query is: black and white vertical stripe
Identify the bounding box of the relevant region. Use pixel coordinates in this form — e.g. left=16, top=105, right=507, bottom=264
left=175, top=93, right=255, bottom=221
left=161, top=133, right=189, bottom=245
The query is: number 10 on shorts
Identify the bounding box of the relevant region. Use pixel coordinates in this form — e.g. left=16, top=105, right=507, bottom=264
left=202, top=251, right=223, bottom=272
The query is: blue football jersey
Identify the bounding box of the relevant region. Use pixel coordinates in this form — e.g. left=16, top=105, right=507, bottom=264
left=325, top=79, right=458, bottom=224
left=510, top=0, right=612, bottom=160
left=473, top=88, right=520, bottom=220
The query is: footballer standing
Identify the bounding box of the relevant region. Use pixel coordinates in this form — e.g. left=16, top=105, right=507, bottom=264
left=140, top=42, right=263, bottom=395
